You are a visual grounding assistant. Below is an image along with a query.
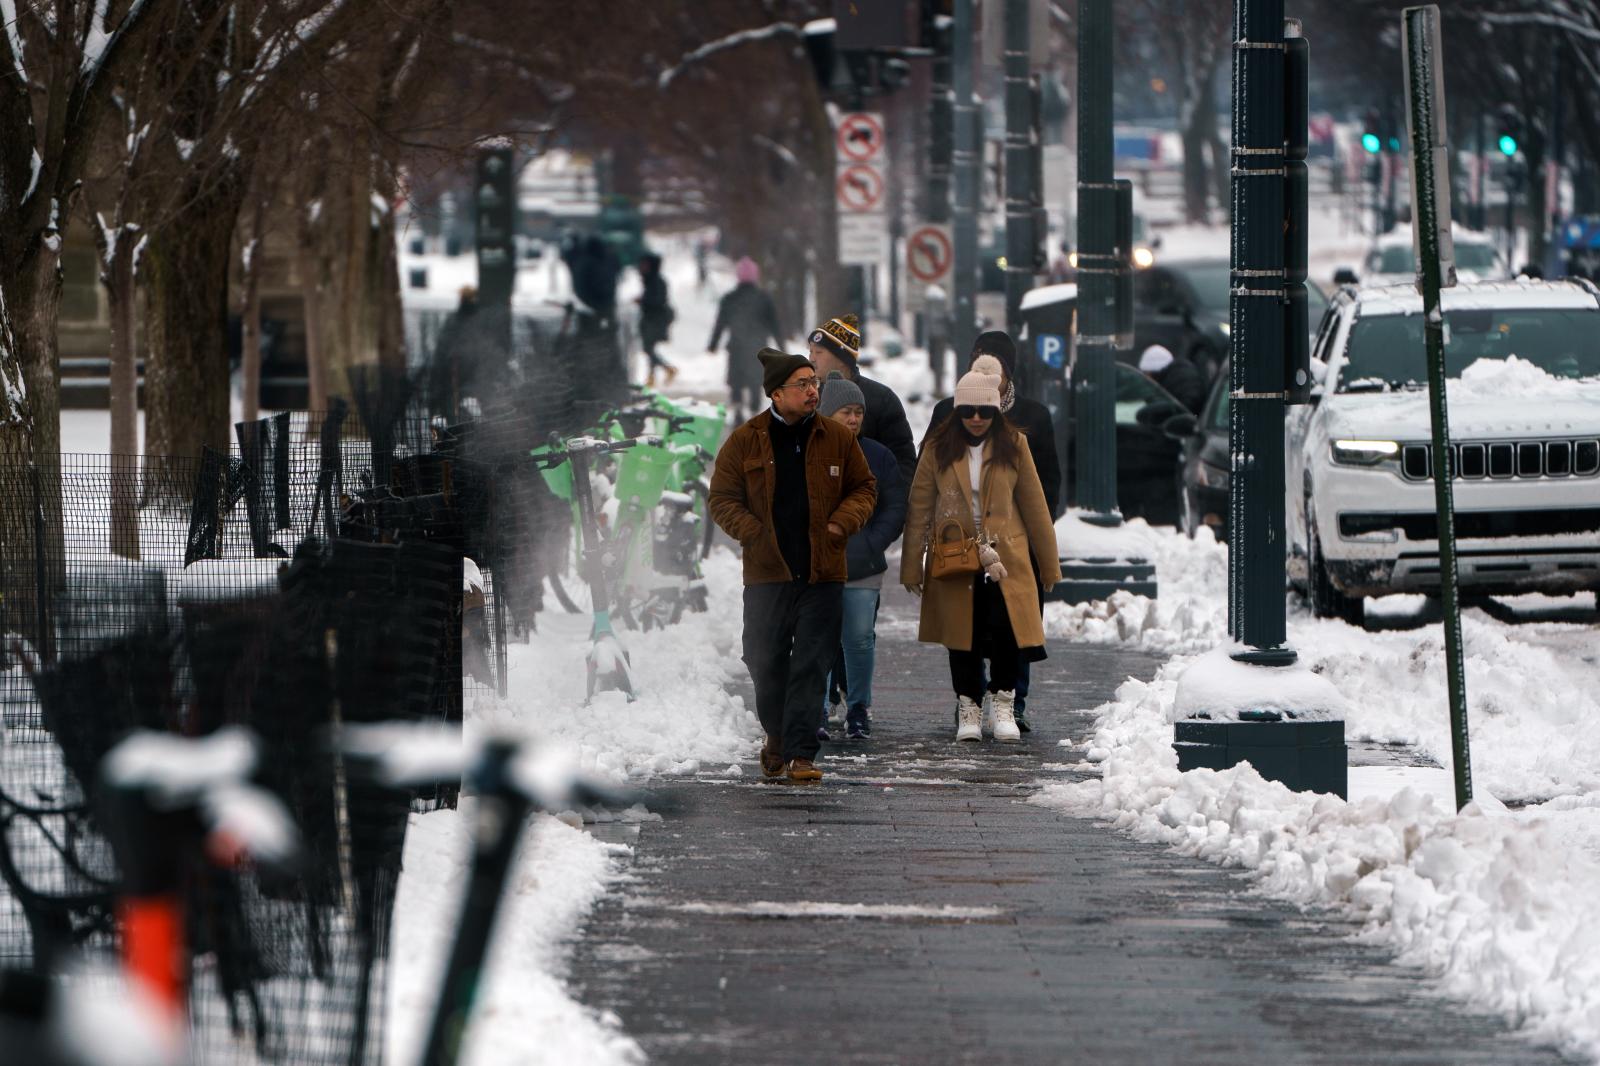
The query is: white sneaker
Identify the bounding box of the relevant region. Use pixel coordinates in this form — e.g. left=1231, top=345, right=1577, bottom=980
left=955, top=696, right=983, bottom=742
left=828, top=701, right=846, bottom=727
left=991, top=690, right=1021, bottom=742
left=981, top=693, right=995, bottom=738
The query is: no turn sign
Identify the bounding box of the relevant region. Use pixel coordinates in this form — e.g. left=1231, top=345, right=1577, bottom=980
left=836, top=165, right=885, bottom=212
left=906, top=224, right=954, bottom=285
left=836, top=112, right=885, bottom=163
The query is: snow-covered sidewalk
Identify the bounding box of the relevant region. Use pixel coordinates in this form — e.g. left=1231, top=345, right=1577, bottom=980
left=1038, top=521, right=1600, bottom=1062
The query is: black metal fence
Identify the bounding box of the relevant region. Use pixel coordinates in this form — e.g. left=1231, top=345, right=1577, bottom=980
left=0, top=377, right=585, bottom=1061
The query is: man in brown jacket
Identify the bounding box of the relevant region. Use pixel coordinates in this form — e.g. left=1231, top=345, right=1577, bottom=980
left=709, top=349, right=877, bottom=783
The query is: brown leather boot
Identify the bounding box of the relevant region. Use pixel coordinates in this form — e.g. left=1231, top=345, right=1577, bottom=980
left=785, top=758, right=823, bottom=782
left=760, top=735, right=784, bottom=778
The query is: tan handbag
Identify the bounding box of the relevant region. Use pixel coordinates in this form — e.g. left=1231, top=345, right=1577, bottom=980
left=927, top=518, right=980, bottom=580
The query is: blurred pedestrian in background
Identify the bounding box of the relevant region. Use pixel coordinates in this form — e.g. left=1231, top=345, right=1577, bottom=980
left=1136, top=343, right=1207, bottom=415
left=636, top=252, right=676, bottom=386
left=708, top=256, right=783, bottom=421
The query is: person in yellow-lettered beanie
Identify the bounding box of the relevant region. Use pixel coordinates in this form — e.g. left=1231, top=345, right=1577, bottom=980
left=900, top=365, right=1059, bottom=744
left=708, top=349, right=877, bottom=783
left=806, top=313, right=917, bottom=485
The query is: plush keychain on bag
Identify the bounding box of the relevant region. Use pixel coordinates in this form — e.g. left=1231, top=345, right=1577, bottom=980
left=978, top=540, right=1007, bottom=582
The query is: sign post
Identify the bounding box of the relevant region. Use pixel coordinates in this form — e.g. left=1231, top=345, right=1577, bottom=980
left=1403, top=3, right=1472, bottom=812
left=836, top=112, right=887, bottom=268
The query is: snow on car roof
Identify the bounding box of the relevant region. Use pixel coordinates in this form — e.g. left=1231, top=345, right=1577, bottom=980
left=1371, top=226, right=1496, bottom=248
left=1353, top=279, right=1600, bottom=316
left=1020, top=282, right=1077, bottom=311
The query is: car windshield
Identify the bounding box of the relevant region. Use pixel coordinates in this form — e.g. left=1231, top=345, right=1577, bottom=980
left=1208, top=380, right=1230, bottom=431
left=1179, top=262, right=1231, bottom=310
left=1337, top=307, right=1600, bottom=390
left=1374, top=241, right=1499, bottom=275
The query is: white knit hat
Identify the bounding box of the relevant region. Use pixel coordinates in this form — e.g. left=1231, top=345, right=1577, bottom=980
left=1138, top=344, right=1175, bottom=374
left=953, top=369, right=1002, bottom=408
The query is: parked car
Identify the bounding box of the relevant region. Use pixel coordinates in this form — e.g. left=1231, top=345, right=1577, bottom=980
left=1020, top=284, right=1187, bottom=526
left=1165, top=361, right=1231, bottom=541
left=1287, top=278, right=1600, bottom=623
left=1131, top=257, right=1329, bottom=382
left=1356, top=227, right=1509, bottom=289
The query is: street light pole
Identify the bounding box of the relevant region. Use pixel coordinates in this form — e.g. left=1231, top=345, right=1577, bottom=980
left=951, top=0, right=979, bottom=361
left=1073, top=0, right=1119, bottom=524
left=1228, top=0, right=1294, bottom=664
left=1004, top=0, right=1035, bottom=381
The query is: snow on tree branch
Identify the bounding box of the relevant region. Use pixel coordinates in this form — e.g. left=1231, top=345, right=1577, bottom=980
left=657, top=22, right=801, bottom=90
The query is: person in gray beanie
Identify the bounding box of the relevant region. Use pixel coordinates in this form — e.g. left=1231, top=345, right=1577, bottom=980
left=817, top=371, right=906, bottom=740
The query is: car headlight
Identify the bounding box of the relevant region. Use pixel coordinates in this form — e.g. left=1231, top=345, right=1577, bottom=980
left=1331, top=439, right=1400, bottom=466
left=1217, top=321, right=1230, bottom=337
left=1132, top=246, right=1155, bottom=269
left=1194, top=461, right=1230, bottom=490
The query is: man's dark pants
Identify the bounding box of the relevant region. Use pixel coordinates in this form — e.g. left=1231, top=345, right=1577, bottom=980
left=742, top=579, right=844, bottom=762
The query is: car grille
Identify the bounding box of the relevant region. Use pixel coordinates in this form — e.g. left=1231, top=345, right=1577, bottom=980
left=1340, top=508, right=1600, bottom=540
left=1400, top=439, right=1600, bottom=481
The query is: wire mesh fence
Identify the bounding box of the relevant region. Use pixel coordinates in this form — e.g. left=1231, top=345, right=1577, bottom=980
left=0, top=387, right=563, bottom=1061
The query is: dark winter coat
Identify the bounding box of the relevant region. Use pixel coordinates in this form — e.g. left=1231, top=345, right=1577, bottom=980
left=639, top=272, right=673, bottom=346
left=709, top=283, right=783, bottom=392
left=851, top=372, right=918, bottom=489
left=844, top=434, right=908, bottom=581
left=923, top=395, right=1063, bottom=519
left=562, top=237, right=621, bottom=318
left=1153, top=356, right=1208, bottom=415
left=709, top=409, right=877, bottom=586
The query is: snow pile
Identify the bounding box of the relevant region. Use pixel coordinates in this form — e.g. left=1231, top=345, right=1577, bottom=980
left=485, top=547, right=762, bottom=779
left=1036, top=676, right=1600, bottom=1059
left=387, top=806, right=641, bottom=1066
left=1039, top=516, right=1600, bottom=1058
left=1044, top=520, right=1228, bottom=654
left=1454, top=354, right=1600, bottom=398
left=1171, top=645, right=1348, bottom=722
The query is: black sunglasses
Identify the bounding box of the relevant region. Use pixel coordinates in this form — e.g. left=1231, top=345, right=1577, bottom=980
left=955, top=405, right=998, bottom=420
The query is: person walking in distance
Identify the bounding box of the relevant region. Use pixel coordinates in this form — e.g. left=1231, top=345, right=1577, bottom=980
left=921, top=331, right=1062, bottom=733
left=817, top=371, right=907, bottom=740
left=635, top=252, right=676, bottom=387
left=709, top=350, right=878, bottom=782
left=807, top=313, right=918, bottom=486
left=902, top=366, right=1060, bottom=743
left=709, top=257, right=783, bottom=422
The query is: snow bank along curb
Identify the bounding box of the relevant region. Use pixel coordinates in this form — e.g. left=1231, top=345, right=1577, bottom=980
left=1035, top=667, right=1600, bottom=1061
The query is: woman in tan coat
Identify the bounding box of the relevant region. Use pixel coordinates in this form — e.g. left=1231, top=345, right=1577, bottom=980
left=901, top=367, right=1061, bottom=741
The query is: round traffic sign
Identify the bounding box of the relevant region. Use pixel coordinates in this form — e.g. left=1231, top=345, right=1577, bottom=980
left=836, top=165, right=885, bottom=212
left=836, top=113, right=885, bottom=162
left=906, top=225, right=953, bottom=283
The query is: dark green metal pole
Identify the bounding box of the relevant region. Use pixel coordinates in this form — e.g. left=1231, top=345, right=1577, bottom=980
left=1004, top=0, right=1034, bottom=352
left=1229, top=0, right=1294, bottom=664
left=1402, top=3, right=1472, bottom=811
left=952, top=0, right=979, bottom=360
left=1074, top=0, right=1119, bottom=524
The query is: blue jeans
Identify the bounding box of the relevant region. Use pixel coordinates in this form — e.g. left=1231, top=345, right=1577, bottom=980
left=824, top=587, right=880, bottom=710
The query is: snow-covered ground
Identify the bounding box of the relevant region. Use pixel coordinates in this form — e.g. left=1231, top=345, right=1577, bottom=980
left=1038, top=519, right=1600, bottom=1061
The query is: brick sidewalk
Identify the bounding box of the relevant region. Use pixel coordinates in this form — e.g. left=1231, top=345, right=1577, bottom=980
left=567, top=593, right=1563, bottom=1065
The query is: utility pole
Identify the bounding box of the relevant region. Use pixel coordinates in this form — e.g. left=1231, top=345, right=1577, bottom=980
left=1003, top=0, right=1035, bottom=393
left=951, top=0, right=979, bottom=360
left=1403, top=3, right=1472, bottom=811
left=1073, top=0, right=1118, bottom=523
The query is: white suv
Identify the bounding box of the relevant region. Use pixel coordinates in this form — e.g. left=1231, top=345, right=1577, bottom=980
left=1287, top=279, right=1600, bottom=623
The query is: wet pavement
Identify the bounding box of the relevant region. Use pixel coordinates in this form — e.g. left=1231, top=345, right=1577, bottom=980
left=567, top=589, right=1565, bottom=1064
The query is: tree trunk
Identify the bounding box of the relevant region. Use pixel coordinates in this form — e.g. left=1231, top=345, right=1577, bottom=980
left=105, top=242, right=141, bottom=558
left=0, top=248, right=65, bottom=658
left=299, top=240, right=330, bottom=416
left=240, top=189, right=267, bottom=424
left=1180, top=70, right=1218, bottom=224
left=142, top=175, right=241, bottom=497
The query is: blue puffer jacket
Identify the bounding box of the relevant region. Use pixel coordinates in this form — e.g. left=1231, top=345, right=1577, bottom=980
left=848, top=436, right=908, bottom=581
